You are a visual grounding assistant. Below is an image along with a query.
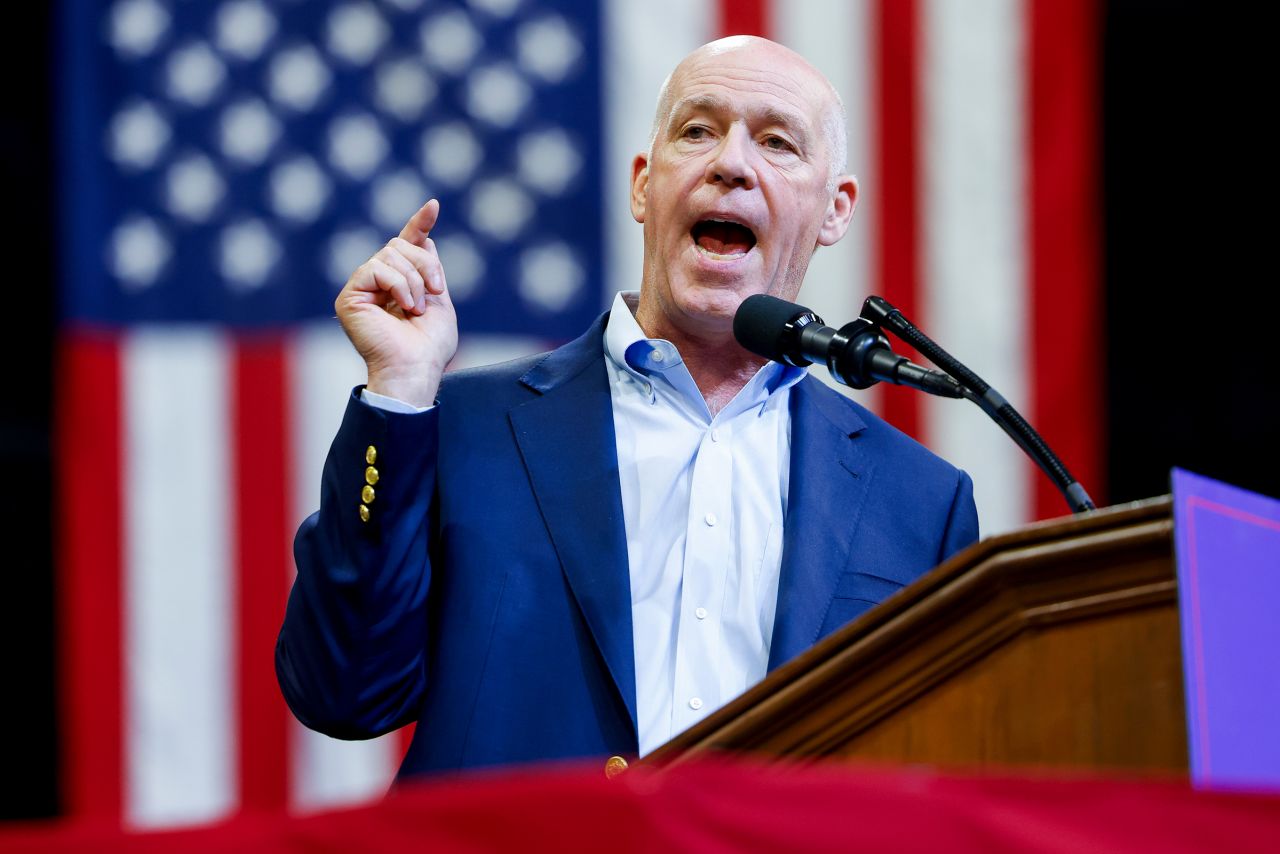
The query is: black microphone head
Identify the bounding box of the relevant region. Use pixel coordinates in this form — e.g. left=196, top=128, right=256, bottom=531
left=733, top=294, right=823, bottom=366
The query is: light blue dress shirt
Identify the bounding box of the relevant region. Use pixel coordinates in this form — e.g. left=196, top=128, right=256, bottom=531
left=603, top=291, right=806, bottom=755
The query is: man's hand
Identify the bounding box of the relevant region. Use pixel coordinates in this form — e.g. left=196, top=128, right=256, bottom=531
left=335, top=199, right=458, bottom=408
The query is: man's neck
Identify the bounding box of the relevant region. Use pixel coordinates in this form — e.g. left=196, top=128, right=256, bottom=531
left=677, top=338, right=768, bottom=416
left=632, top=299, right=767, bottom=416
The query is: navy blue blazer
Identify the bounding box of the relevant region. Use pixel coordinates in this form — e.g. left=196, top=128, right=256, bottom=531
left=276, top=314, right=979, bottom=779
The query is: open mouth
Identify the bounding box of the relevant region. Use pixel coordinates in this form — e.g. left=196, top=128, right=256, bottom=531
left=691, top=219, right=757, bottom=258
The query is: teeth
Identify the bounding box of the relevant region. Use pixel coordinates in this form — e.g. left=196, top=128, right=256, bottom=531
left=695, top=244, right=749, bottom=259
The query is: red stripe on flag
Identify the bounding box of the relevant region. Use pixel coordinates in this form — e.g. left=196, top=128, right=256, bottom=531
left=718, top=0, right=768, bottom=37
left=873, top=0, right=924, bottom=441
left=56, top=333, right=124, bottom=819
left=231, top=338, right=292, bottom=811
left=1028, top=0, right=1104, bottom=518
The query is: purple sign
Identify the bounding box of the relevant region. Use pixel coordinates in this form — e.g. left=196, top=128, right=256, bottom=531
left=1172, top=468, right=1280, bottom=791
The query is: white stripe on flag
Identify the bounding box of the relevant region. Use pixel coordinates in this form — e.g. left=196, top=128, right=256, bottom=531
left=287, top=322, right=398, bottom=812
left=602, top=0, right=715, bottom=308
left=772, top=0, right=880, bottom=412
left=123, top=329, right=234, bottom=828
left=921, top=0, right=1030, bottom=535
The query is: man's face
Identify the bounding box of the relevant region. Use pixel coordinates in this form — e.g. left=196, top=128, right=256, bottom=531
left=632, top=39, right=856, bottom=340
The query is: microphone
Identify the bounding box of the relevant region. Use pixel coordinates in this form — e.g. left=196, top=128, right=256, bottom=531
left=733, top=294, right=965, bottom=399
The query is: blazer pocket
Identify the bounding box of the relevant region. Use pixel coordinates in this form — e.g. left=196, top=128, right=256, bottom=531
left=832, top=570, right=904, bottom=604
left=822, top=572, right=907, bottom=636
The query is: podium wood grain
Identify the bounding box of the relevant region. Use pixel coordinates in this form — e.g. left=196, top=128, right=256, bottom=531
left=645, top=497, right=1187, bottom=773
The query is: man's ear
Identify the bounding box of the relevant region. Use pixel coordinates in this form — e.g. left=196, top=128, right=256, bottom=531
left=816, top=175, right=858, bottom=246
left=630, top=153, right=649, bottom=223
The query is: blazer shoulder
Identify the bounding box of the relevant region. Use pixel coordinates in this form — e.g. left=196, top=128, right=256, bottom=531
left=440, top=351, right=547, bottom=400
left=438, top=312, right=610, bottom=405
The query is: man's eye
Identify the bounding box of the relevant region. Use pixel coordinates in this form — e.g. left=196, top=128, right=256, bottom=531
left=763, top=136, right=794, bottom=152
left=683, top=126, right=708, bottom=140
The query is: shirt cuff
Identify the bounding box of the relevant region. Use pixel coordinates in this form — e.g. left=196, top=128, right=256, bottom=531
left=360, top=387, right=436, bottom=414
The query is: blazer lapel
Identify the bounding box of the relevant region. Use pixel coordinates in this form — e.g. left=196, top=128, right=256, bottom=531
left=768, top=378, right=874, bottom=670
left=508, top=316, right=638, bottom=733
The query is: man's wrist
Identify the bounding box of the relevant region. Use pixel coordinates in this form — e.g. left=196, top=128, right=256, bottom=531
left=366, top=370, right=441, bottom=409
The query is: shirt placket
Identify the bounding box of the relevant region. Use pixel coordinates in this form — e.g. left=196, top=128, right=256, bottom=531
left=669, top=420, right=732, bottom=736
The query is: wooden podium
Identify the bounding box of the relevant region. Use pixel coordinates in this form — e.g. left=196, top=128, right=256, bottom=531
left=645, top=497, right=1188, bottom=773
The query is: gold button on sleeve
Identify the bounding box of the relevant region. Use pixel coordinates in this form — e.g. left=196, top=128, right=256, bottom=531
left=358, top=504, right=370, bottom=523
left=604, top=756, right=628, bottom=779
left=361, top=484, right=376, bottom=504
left=365, top=445, right=377, bottom=465
left=365, top=466, right=379, bottom=485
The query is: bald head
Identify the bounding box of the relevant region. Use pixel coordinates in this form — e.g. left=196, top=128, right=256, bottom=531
left=648, top=36, right=848, bottom=186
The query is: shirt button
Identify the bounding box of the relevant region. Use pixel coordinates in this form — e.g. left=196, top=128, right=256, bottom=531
left=704, top=512, right=717, bottom=526
left=689, top=697, right=704, bottom=711
left=695, top=607, right=708, bottom=620
left=710, top=429, right=720, bottom=442
left=643, top=382, right=652, bottom=395
left=652, top=350, right=665, bottom=363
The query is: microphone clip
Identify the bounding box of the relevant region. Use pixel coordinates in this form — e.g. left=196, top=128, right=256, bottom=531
left=798, top=318, right=894, bottom=390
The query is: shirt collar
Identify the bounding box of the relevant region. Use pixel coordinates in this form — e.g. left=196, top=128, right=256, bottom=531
left=603, top=291, right=806, bottom=419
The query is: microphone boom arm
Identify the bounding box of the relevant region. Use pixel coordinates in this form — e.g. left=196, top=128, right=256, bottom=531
left=859, top=296, right=1096, bottom=515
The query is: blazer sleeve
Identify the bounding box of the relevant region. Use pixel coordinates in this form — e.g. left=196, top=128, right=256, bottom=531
left=936, top=468, right=980, bottom=564
left=275, top=388, right=439, bottom=740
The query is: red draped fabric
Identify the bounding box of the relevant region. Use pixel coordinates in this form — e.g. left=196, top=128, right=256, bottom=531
left=4, top=760, right=1277, bottom=853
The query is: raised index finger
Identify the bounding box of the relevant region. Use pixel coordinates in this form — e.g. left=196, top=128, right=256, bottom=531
left=398, top=198, right=440, bottom=247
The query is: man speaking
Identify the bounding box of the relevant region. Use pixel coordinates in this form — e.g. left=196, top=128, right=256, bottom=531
left=277, top=36, right=978, bottom=777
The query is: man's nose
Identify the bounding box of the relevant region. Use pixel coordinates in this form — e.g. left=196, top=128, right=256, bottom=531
left=704, top=126, right=757, bottom=189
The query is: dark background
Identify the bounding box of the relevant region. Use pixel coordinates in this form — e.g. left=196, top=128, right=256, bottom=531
left=2, top=0, right=1276, bottom=820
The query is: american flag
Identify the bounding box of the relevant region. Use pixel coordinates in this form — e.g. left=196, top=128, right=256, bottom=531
left=55, top=0, right=1099, bottom=829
